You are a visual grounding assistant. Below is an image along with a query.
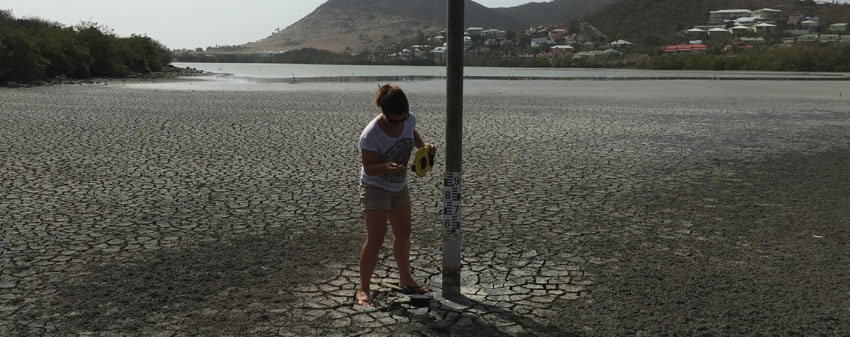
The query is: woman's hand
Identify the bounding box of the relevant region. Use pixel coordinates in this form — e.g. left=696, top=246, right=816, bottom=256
left=426, top=143, right=437, bottom=156
left=384, top=162, right=406, bottom=174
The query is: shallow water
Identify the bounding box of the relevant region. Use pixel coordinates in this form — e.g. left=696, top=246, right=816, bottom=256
left=172, top=62, right=850, bottom=82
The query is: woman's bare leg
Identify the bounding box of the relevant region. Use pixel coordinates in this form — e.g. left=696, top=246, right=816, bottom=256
left=388, top=205, right=424, bottom=290
left=358, top=210, right=388, bottom=305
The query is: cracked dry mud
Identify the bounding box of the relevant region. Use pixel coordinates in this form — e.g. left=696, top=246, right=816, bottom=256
left=1, top=80, right=849, bottom=336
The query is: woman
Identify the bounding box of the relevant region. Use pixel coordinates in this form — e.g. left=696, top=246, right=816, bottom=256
left=356, top=84, right=436, bottom=306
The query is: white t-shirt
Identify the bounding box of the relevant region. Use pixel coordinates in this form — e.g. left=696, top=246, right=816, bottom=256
left=359, top=113, right=416, bottom=192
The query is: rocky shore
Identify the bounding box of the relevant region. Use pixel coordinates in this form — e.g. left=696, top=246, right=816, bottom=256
left=1, top=80, right=848, bottom=336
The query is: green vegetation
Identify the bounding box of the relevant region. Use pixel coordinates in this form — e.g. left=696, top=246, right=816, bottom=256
left=0, top=10, right=170, bottom=84
left=639, top=45, right=850, bottom=71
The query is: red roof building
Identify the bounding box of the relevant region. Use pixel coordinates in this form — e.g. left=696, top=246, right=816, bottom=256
left=664, top=44, right=708, bottom=54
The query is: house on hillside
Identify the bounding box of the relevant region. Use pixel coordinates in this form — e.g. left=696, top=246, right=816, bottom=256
left=482, top=29, right=506, bottom=39
left=787, top=14, right=805, bottom=25
left=829, top=23, right=848, bottom=33
left=730, top=25, right=754, bottom=35
left=465, top=27, right=483, bottom=36
left=754, top=23, right=777, bottom=34
left=687, top=28, right=708, bottom=38
left=753, top=8, right=781, bottom=22
left=549, top=29, right=569, bottom=41
left=531, top=37, right=554, bottom=47
left=464, top=36, right=473, bottom=50
left=484, top=39, right=500, bottom=48
left=573, top=51, right=605, bottom=61
left=431, top=36, right=445, bottom=45
left=710, top=9, right=753, bottom=24
left=734, top=17, right=758, bottom=26
left=708, top=28, right=730, bottom=37
left=694, top=24, right=727, bottom=30
left=801, top=18, right=821, bottom=29
left=738, top=37, right=766, bottom=44
left=610, top=39, right=634, bottom=49
left=797, top=34, right=820, bottom=43
left=550, top=45, right=574, bottom=56
left=819, top=34, right=840, bottom=43
left=602, top=48, right=622, bottom=57
left=840, top=35, right=850, bottom=45
left=431, top=46, right=447, bottom=62
left=664, top=44, right=707, bottom=54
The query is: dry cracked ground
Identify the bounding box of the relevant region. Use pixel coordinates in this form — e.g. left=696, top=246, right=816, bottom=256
left=1, top=80, right=849, bottom=336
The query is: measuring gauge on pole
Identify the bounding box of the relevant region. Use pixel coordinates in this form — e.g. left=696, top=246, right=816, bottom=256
left=442, top=172, right=461, bottom=296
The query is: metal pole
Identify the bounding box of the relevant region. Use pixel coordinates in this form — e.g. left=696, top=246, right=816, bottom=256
left=443, top=0, right=463, bottom=298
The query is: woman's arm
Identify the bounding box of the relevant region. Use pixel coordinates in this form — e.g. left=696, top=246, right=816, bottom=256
left=413, top=131, right=437, bottom=155
left=413, top=131, right=425, bottom=149
left=362, top=149, right=404, bottom=176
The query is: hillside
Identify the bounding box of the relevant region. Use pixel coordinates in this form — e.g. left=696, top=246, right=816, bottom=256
left=493, top=0, right=619, bottom=28
left=242, top=0, right=602, bottom=53
left=576, top=0, right=850, bottom=46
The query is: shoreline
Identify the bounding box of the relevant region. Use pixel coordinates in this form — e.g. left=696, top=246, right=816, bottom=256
left=218, top=74, right=850, bottom=84
left=1, top=65, right=208, bottom=88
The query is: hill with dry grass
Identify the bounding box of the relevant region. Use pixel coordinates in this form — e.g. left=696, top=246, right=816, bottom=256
left=242, top=0, right=607, bottom=53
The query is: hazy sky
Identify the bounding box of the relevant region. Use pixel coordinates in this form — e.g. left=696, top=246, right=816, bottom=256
left=2, top=0, right=545, bottom=50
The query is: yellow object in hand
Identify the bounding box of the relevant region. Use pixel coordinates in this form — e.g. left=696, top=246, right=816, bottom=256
left=410, top=145, right=435, bottom=178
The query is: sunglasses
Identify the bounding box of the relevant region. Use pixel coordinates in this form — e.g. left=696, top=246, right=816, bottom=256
left=386, top=113, right=408, bottom=124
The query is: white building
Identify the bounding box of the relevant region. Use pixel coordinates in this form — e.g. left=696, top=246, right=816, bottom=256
left=465, top=27, right=483, bottom=35
left=710, top=9, right=753, bottom=23
left=801, top=18, right=821, bottom=29
left=530, top=37, right=553, bottom=47
left=753, top=8, right=781, bottom=22
left=551, top=45, right=574, bottom=51
left=687, top=28, right=708, bottom=38
left=610, top=39, right=635, bottom=49
left=754, top=23, right=778, bottom=34
left=481, top=29, right=506, bottom=39
left=734, top=17, right=758, bottom=26
left=731, top=25, right=755, bottom=35
left=431, top=46, right=447, bottom=62
left=463, top=36, right=473, bottom=50
left=708, top=28, right=731, bottom=37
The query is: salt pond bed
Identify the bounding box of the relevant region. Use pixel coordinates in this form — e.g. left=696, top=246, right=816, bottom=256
left=1, top=80, right=849, bottom=336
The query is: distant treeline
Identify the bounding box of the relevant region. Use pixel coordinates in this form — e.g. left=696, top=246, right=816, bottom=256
left=638, top=45, right=850, bottom=72
left=174, top=48, right=367, bottom=65
left=0, top=10, right=171, bottom=83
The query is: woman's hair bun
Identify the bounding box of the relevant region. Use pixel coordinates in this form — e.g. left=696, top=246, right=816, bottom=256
left=373, top=84, right=409, bottom=115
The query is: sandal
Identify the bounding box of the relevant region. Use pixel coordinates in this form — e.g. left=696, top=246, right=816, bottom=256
left=355, top=289, right=372, bottom=306
left=398, top=285, right=429, bottom=295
